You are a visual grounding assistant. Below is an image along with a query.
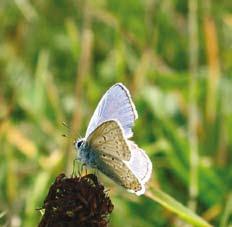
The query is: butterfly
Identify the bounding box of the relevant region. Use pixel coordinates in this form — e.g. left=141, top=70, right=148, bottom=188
left=74, top=83, right=152, bottom=195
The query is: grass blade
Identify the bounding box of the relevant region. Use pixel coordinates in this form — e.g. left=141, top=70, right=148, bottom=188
left=146, top=186, right=212, bottom=227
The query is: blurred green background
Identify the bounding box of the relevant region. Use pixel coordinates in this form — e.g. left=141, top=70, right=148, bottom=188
left=0, top=0, right=232, bottom=226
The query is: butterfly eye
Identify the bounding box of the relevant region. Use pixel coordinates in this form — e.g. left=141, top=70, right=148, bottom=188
left=76, top=140, right=83, bottom=148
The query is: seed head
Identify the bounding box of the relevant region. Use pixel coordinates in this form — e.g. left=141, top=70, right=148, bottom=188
left=38, top=173, right=114, bottom=227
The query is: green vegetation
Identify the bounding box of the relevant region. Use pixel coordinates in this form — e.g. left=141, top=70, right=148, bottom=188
left=0, top=0, right=231, bottom=226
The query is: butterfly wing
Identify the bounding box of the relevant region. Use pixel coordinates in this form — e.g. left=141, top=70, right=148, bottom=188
left=126, top=141, right=152, bottom=185
left=87, top=120, right=131, bottom=160
left=85, top=83, right=138, bottom=139
left=94, top=154, right=143, bottom=194
left=87, top=120, right=151, bottom=195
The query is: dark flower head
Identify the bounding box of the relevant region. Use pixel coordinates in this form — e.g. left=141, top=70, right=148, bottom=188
left=38, top=173, right=114, bottom=227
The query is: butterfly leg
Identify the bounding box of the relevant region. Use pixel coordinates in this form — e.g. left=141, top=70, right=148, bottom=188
left=71, top=158, right=79, bottom=177
left=79, top=163, right=88, bottom=176
left=92, top=168, right=100, bottom=179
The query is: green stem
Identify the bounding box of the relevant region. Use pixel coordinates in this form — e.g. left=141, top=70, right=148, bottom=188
left=145, top=187, right=212, bottom=227
left=188, top=0, right=199, bottom=211
left=220, top=193, right=232, bottom=227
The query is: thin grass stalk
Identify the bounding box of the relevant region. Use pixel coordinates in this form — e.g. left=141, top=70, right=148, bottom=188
left=145, top=187, right=212, bottom=227
left=203, top=1, right=223, bottom=167
left=72, top=0, right=93, bottom=137
left=203, top=1, right=220, bottom=124
left=188, top=0, right=199, bottom=212
left=219, top=193, right=232, bottom=227
left=66, top=0, right=93, bottom=173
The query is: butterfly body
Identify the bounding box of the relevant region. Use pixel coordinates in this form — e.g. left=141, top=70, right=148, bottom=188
left=76, top=139, right=97, bottom=167
left=75, top=83, right=152, bottom=196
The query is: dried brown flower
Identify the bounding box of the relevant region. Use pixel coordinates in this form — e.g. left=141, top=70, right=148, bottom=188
left=38, top=173, right=114, bottom=227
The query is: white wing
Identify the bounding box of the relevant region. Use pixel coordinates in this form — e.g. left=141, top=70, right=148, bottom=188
left=125, top=141, right=152, bottom=187
left=85, top=83, right=138, bottom=138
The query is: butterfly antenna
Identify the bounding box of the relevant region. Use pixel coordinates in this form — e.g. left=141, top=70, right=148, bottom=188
left=62, top=121, right=71, bottom=130
left=61, top=122, right=76, bottom=143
